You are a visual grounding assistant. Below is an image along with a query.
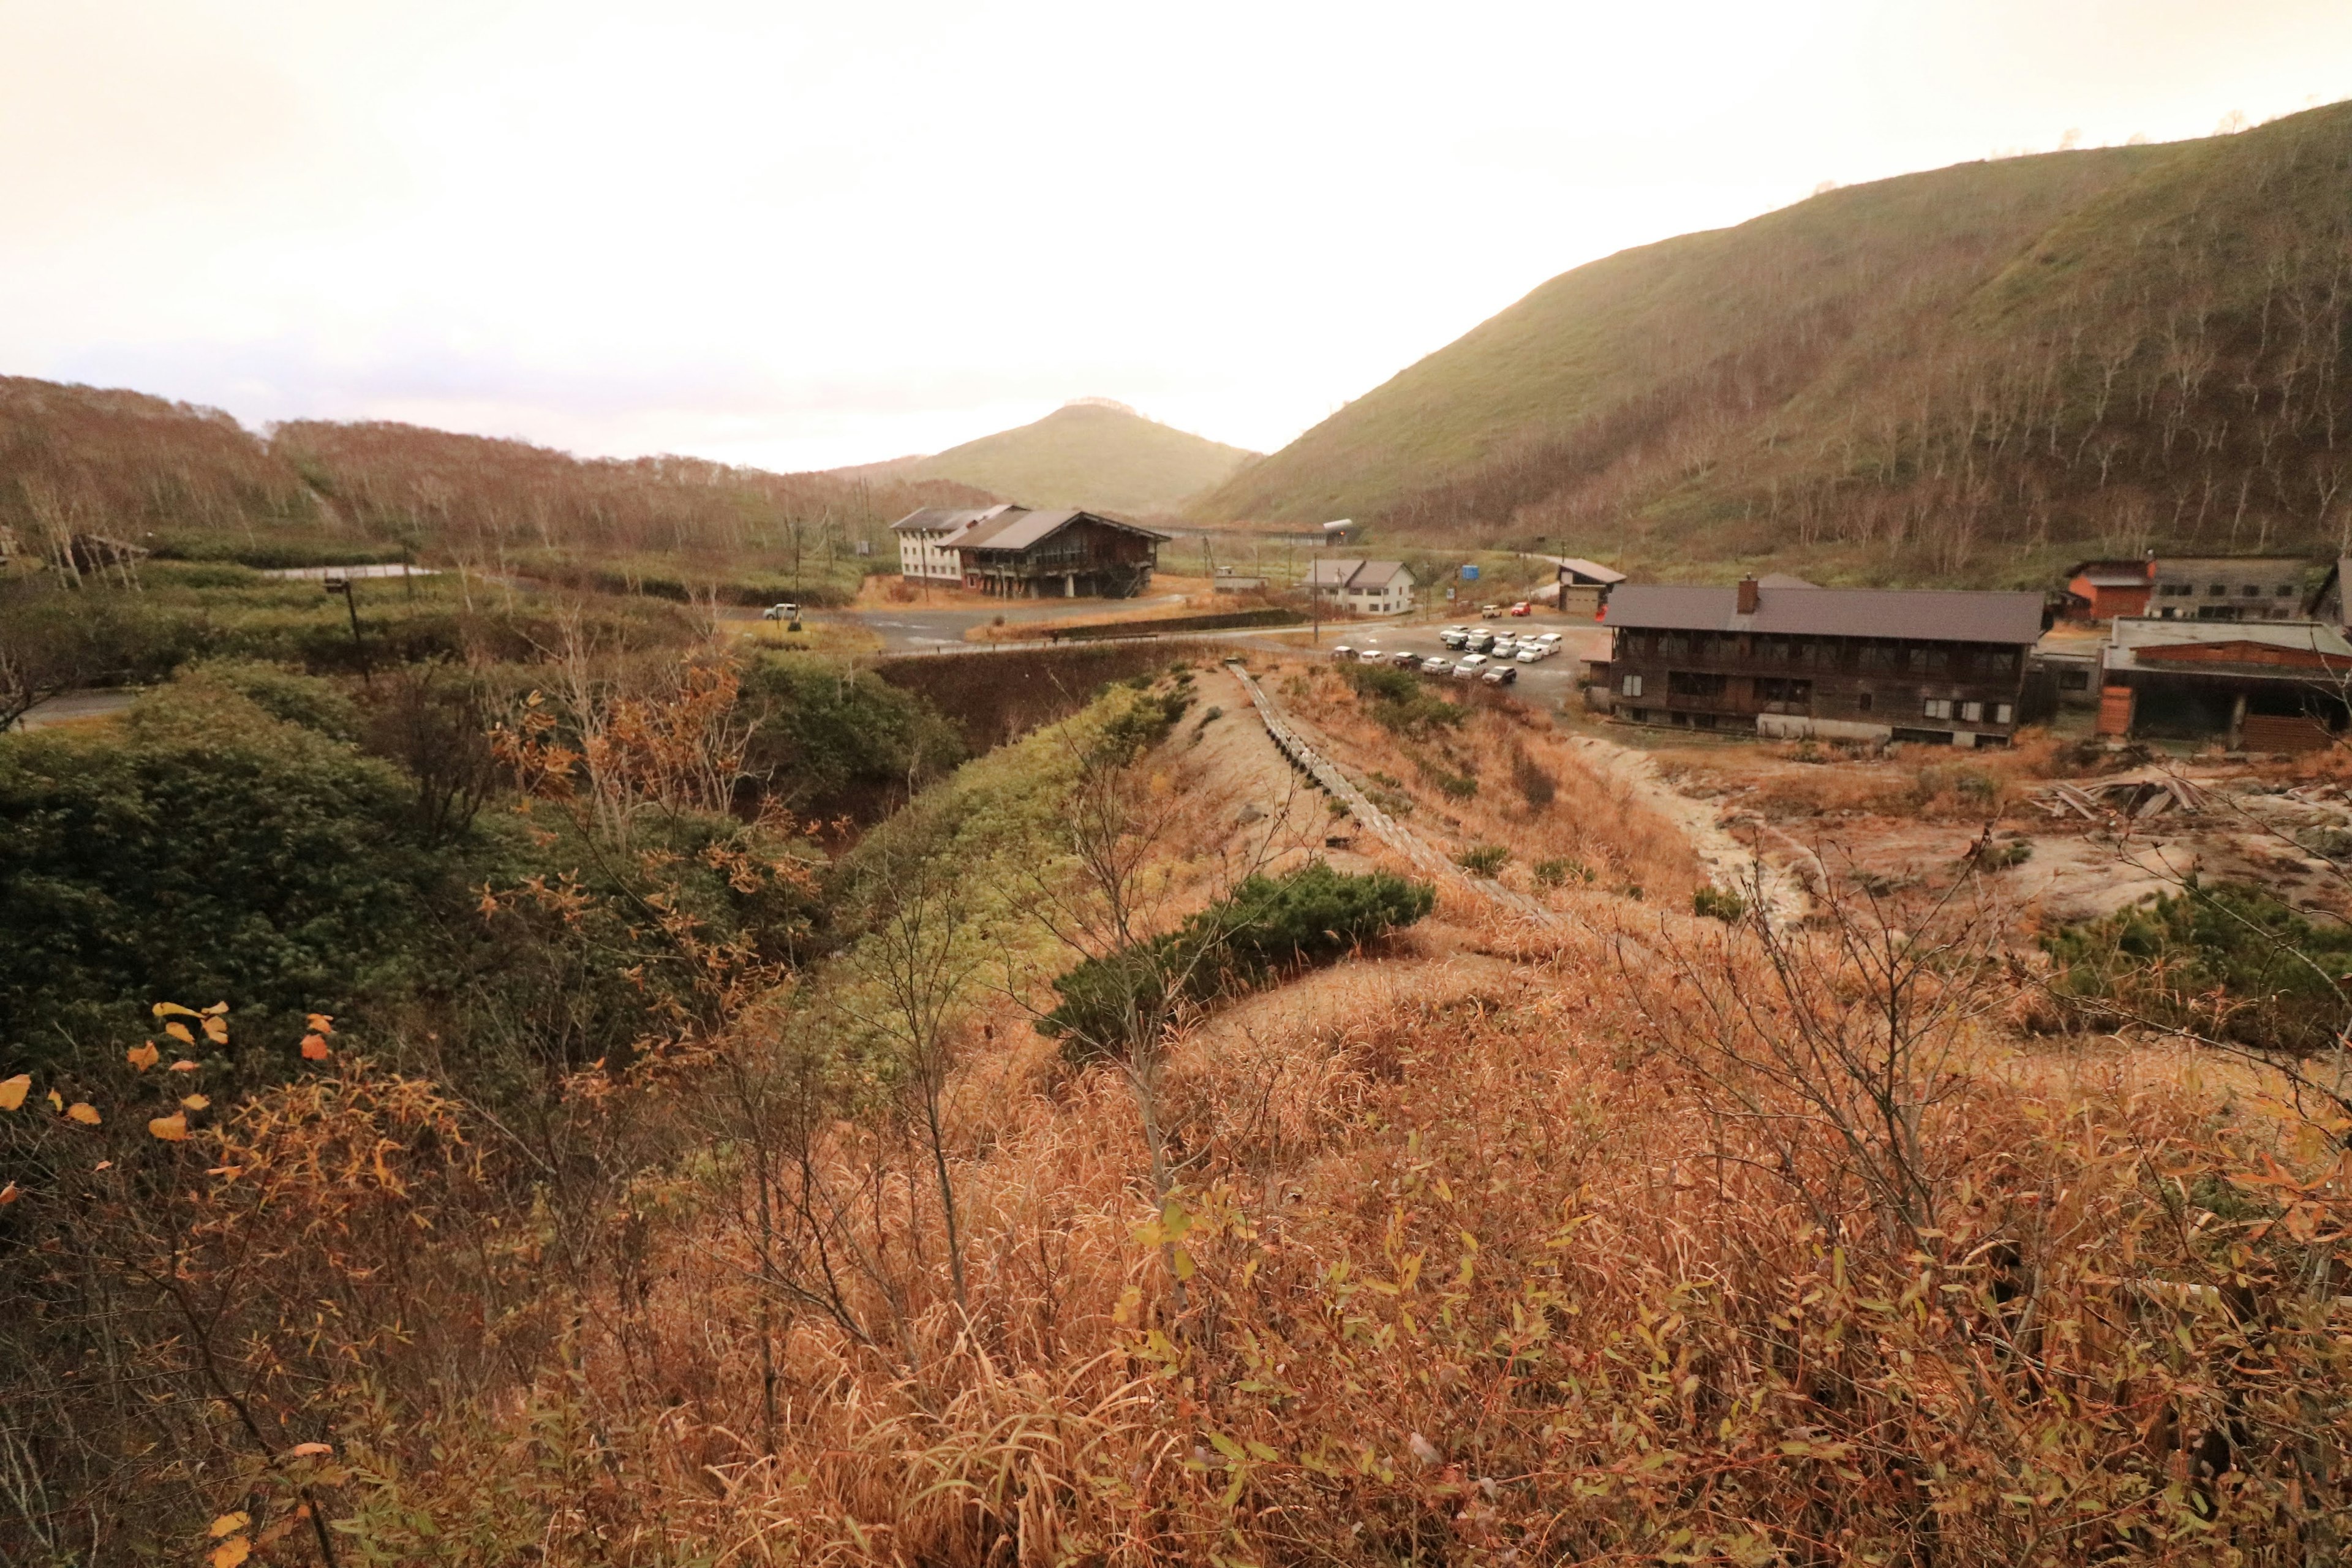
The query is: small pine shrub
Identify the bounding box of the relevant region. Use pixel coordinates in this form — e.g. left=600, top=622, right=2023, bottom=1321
left=1457, top=844, right=1510, bottom=876
left=1533, top=857, right=1593, bottom=888
left=1692, top=885, right=1746, bottom=922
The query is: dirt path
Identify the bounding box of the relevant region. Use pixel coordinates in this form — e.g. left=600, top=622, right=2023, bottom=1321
left=1551, top=728, right=1812, bottom=923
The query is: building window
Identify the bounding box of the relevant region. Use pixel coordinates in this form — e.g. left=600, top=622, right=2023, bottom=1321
left=1667, top=671, right=1726, bottom=698
left=1994, top=703, right=2014, bottom=724
left=1923, top=698, right=1954, bottom=720
left=1755, top=677, right=1812, bottom=711
left=1620, top=674, right=1644, bottom=698
left=2241, top=584, right=2263, bottom=597
left=2160, top=583, right=2191, bottom=597
left=1856, top=691, right=1874, bottom=712
left=1659, top=634, right=1691, bottom=657
left=2209, top=584, right=2228, bottom=597
left=1961, top=701, right=1984, bottom=722
left=2059, top=668, right=2092, bottom=692
left=2277, top=584, right=2296, bottom=597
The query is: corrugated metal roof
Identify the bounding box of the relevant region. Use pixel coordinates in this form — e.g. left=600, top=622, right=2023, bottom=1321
left=2106, top=617, right=2352, bottom=671
left=1303, top=557, right=1410, bottom=589
left=1553, top=557, right=1627, bottom=585
left=959, top=508, right=1173, bottom=553
left=1604, top=583, right=2045, bottom=644
left=889, top=507, right=963, bottom=533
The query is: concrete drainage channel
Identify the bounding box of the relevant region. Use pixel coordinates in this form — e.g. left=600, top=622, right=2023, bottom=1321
left=1227, top=662, right=1559, bottom=926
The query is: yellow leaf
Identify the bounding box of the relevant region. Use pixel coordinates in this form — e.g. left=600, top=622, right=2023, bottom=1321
left=211, top=1537, right=251, bottom=1568
left=65, top=1102, right=100, bottom=1126
left=202, top=1016, right=229, bottom=1044
left=47, top=1088, right=63, bottom=1112
left=0, top=1182, right=18, bottom=1205
left=306, top=1013, right=336, bottom=1036
left=200, top=1001, right=229, bottom=1016
left=126, top=1042, right=160, bottom=1072
left=0, top=1074, right=27, bottom=1111
left=170, top=1060, right=200, bottom=1073
left=148, top=1114, right=189, bottom=1142
left=286, top=1441, right=333, bottom=1457
left=164, top=1021, right=195, bottom=1045
left=209, top=1511, right=251, bottom=1537
left=300, top=1034, right=331, bottom=1061
left=151, top=1002, right=200, bottom=1019
left=181, top=1094, right=211, bottom=1110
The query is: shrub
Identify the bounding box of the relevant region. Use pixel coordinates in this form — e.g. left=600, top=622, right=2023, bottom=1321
left=1510, top=745, right=1555, bottom=809
left=1344, top=663, right=1465, bottom=736
left=1692, top=884, right=1747, bottom=922
left=1457, top=844, right=1510, bottom=876
left=742, top=654, right=967, bottom=817
left=1038, top=862, right=1434, bottom=1057
left=2043, top=880, right=2352, bottom=1056
left=1534, top=857, right=1593, bottom=888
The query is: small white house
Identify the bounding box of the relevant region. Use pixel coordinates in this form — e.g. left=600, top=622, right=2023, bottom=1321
left=1304, top=557, right=1416, bottom=616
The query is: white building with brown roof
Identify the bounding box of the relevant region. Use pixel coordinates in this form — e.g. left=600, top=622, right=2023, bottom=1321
left=1302, top=557, right=1416, bottom=616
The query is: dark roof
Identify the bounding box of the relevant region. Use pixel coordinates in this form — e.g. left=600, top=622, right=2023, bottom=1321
left=1551, top=557, right=1626, bottom=586
left=960, top=508, right=1172, bottom=552
left=1603, top=583, right=2045, bottom=644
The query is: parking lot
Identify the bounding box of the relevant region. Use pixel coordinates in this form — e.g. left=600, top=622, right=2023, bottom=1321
left=1313, top=611, right=1608, bottom=707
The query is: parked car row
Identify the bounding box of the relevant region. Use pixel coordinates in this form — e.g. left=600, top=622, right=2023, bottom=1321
left=1330, top=643, right=1518, bottom=685
left=1437, top=626, right=1563, bottom=662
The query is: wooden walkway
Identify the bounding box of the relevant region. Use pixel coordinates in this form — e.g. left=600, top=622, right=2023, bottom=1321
left=1227, top=663, right=1561, bottom=926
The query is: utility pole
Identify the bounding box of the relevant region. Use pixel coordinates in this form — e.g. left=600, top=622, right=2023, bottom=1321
left=323, top=575, right=370, bottom=682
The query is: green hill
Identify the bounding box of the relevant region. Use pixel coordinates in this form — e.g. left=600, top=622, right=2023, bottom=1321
left=903, top=400, right=1255, bottom=517
left=1195, top=101, right=2352, bottom=586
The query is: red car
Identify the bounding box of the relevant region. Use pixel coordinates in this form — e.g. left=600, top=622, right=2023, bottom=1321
left=1509, top=601, right=1532, bottom=616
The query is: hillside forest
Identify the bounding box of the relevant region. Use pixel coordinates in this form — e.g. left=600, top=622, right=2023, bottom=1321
left=1200, top=102, right=2352, bottom=584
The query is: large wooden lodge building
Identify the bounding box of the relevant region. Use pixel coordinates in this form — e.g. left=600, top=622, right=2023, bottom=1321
left=891, top=505, right=1167, bottom=598
left=1600, top=576, right=2049, bottom=748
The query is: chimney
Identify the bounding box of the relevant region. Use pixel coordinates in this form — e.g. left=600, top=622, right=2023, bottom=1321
left=1736, top=575, right=1760, bottom=615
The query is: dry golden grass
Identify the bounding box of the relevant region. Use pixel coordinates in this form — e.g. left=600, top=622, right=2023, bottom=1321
left=1276, top=660, right=1703, bottom=904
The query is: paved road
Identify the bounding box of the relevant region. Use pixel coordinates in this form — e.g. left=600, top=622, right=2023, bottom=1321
left=14, top=689, right=140, bottom=731
left=723, top=594, right=1189, bottom=653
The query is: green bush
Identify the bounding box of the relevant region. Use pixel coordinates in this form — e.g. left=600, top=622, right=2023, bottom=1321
left=1534, top=858, right=1593, bottom=888
left=1456, top=844, right=1510, bottom=876
left=741, top=654, right=966, bottom=817
left=1693, top=885, right=1747, bottom=922
left=0, top=679, right=452, bottom=1074
left=1344, top=664, right=1465, bottom=736
left=1039, top=862, right=1434, bottom=1058
left=2043, top=880, right=2352, bottom=1056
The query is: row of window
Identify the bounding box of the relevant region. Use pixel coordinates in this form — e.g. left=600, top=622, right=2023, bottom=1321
left=1618, top=632, right=2019, bottom=677
left=1617, top=672, right=2011, bottom=725
left=2157, top=582, right=2297, bottom=598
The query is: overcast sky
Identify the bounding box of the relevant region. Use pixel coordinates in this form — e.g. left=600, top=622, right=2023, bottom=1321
left=2, top=1, right=2347, bottom=472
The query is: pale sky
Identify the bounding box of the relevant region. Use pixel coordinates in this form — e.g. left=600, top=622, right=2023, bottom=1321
left=3, top=1, right=2347, bottom=472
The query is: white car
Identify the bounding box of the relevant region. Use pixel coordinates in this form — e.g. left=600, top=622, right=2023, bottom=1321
left=1516, top=646, right=1545, bottom=663
left=761, top=601, right=801, bottom=621
left=1535, top=631, right=1563, bottom=647
left=1420, top=655, right=1452, bottom=673
left=1451, top=654, right=1488, bottom=679
left=1357, top=647, right=1389, bottom=663
left=1332, top=644, right=1356, bottom=657
left=1438, top=625, right=1468, bottom=638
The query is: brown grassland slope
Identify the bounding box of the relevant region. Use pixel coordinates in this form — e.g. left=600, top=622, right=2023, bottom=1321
left=1198, top=102, right=2352, bottom=585
left=7, top=658, right=2352, bottom=1563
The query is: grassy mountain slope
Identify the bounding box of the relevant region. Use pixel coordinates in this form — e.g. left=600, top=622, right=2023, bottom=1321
left=905, top=400, right=1255, bottom=516
left=1197, top=102, right=2352, bottom=585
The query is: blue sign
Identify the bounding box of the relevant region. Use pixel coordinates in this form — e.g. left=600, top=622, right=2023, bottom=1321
left=1460, top=564, right=1480, bottom=581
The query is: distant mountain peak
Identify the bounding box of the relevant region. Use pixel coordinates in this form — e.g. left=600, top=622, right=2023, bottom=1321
left=1062, top=396, right=1139, bottom=415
